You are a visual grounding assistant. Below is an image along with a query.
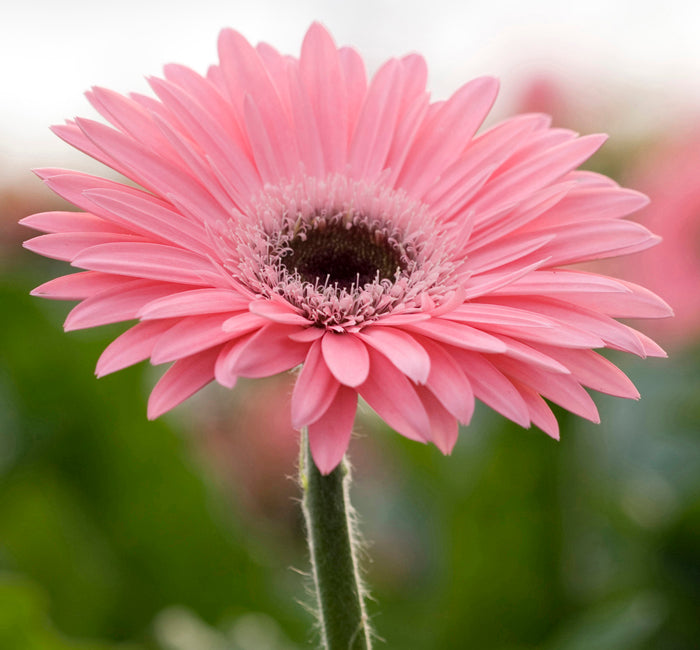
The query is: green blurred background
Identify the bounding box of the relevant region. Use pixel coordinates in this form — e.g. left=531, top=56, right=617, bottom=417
left=2, top=42, right=700, bottom=650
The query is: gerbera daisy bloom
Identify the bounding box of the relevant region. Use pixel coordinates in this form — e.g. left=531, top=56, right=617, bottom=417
left=22, top=23, right=670, bottom=474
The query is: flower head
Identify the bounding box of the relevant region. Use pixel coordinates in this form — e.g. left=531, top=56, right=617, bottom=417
left=22, top=23, right=670, bottom=473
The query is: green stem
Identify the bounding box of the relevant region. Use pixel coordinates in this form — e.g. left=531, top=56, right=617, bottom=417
left=300, top=429, right=372, bottom=650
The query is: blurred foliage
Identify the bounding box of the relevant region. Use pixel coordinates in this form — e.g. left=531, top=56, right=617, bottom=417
left=3, top=212, right=700, bottom=649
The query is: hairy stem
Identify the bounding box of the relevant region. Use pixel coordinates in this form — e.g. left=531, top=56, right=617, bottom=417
left=300, top=429, right=372, bottom=650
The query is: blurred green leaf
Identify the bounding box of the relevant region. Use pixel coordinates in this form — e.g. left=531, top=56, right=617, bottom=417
left=0, top=573, right=142, bottom=650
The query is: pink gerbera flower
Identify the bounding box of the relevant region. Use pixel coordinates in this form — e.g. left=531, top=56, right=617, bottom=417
left=22, top=23, right=670, bottom=474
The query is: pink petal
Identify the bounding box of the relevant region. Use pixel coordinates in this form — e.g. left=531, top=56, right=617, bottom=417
left=403, top=318, right=507, bottom=354
left=418, top=337, right=475, bottom=424
left=74, top=117, right=228, bottom=222
left=626, top=328, right=668, bottom=359
left=24, top=232, right=147, bottom=262
left=483, top=318, right=605, bottom=350
left=300, top=23, right=348, bottom=173
left=485, top=295, right=647, bottom=356
left=218, top=28, right=298, bottom=178
left=526, top=220, right=660, bottom=266
left=358, top=347, right=431, bottom=442
left=452, top=350, right=531, bottom=427
left=426, top=114, right=546, bottom=204
left=221, top=311, right=269, bottom=336
left=383, top=93, right=429, bottom=187
left=229, top=323, right=309, bottom=378
left=64, top=280, right=188, bottom=331
left=248, top=299, right=313, bottom=325
left=86, top=86, right=179, bottom=156
left=51, top=122, right=133, bottom=180
left=147, top=345, right=222, bottom=419
left=491, top=269, right=631, bottom=297
left=471, top=134, right=608, bottom=215
left=534, top=186, right=650, bottom=229
left=72, top=242, right=222, bottom=286
left=348, top=58, right=404, bottom=180
left=415, top=385, right=460, bottom=454
left=147, top=75, right=262, bottom=203
left=150, top=314, right=236, bottom=364
left=96, top=319, right=176, bottom=377
left=30, top=271, right=131, bottom=300
left=38, top=169, right=162, bottom=217
left=553, top=279, right=674, bottom=319
left=493, top=356, right=600, bottom=423
left=511, top=380, right=560, bottom=440
left=463, top=259, right=549, bottom=300
left=445, top=302, right=553, bottom=329
left=20, top=211, right=130, bottom=234
left=357, top=326, right=430, bottom=384
left=287, top=64, right=326, bottom=178
left=162, top=62, right=248, bottom=152
left=468, top=181, right=575, bottom=250
left=145, top=111, right=240, bottom=220
left=465, top=233, right=554, bottom=275
left=534, top=346, right=640, bottom=399
left=308, top=386, right=358, bottom=474
left=139, top=288, right=250, bottom=319
left=497, top=334, right=571, bottom=374
left=288, top=327, right=326, bottom=343
left=321, top=331, right=370, bottom=387
left=214, top=334, right=253, bottom=388
left=372, top=312, right=431, bottom=327
left=243, top=95, right=284, bottom=183
left=397, top=76, right=499, bottom=199
left=425, top=164, right=495, bottom=223
left=339, top=46, right=368, bottom=143
left=291, top=339, right=340, bottom=428
left=82, top=188, right=213, bottom=256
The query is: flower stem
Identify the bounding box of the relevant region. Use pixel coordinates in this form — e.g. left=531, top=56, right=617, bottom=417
left=300, top=429, right=372, bottom=650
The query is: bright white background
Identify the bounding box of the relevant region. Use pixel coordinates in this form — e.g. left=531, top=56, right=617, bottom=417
left=1, top=0, right=699, bottom=172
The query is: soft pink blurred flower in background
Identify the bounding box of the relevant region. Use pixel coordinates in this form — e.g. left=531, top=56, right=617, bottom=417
left=22, top=23, right=670, bottom=475
left=188, top=376, right=300, bottom=525
left=516, top=74, right=573, bottom=127
left=613, top=127, right=700, bottom=350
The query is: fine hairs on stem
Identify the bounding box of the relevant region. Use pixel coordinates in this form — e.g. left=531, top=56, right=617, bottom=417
left=299, top=429, right=372, bottom=650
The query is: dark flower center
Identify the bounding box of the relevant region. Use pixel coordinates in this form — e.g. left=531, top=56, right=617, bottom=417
left=284, top=221, right=405, bottom=291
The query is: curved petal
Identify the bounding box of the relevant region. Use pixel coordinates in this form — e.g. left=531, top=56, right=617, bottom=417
left=493, top=355, right=600, bottom=423
left=511, top=379, right=560, bottom=440
left=65, top=280, right=188, bottom=331
left=451, top=349, right=531, bottom=427
left=404, top=318, right=507, bottom=354
left=308, top=386, right=358, bottom=474
left=321, top=332, right=370, bottom=387
left=415, top=385, right=460, bottom=454
left=397, top=76, right=499, bottom=198
left=418, top=337, right=475, bottom=424
left=150, top=314, right=237, bottom=364
left=96, top=318, right=177, bottom=377
left=139, top=288, right=250, bottom=319
left=147, top=345, right=222, bottom=419
left=291, top=339, right=340, bottom=428
left=24, top=232, right=147, bottom=262
left=358, top=347, right=430, bottom=442
left=357, top=326, right=430, bottom=384
left=72, top=242, right=221, bottom=286
left=249, top=299, right=313, bottom=325
left=230, top=323, right=309, bottom=378
left=300, top=23, right=348, bottom=173
left=30, top=271, right=133, bottom=300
